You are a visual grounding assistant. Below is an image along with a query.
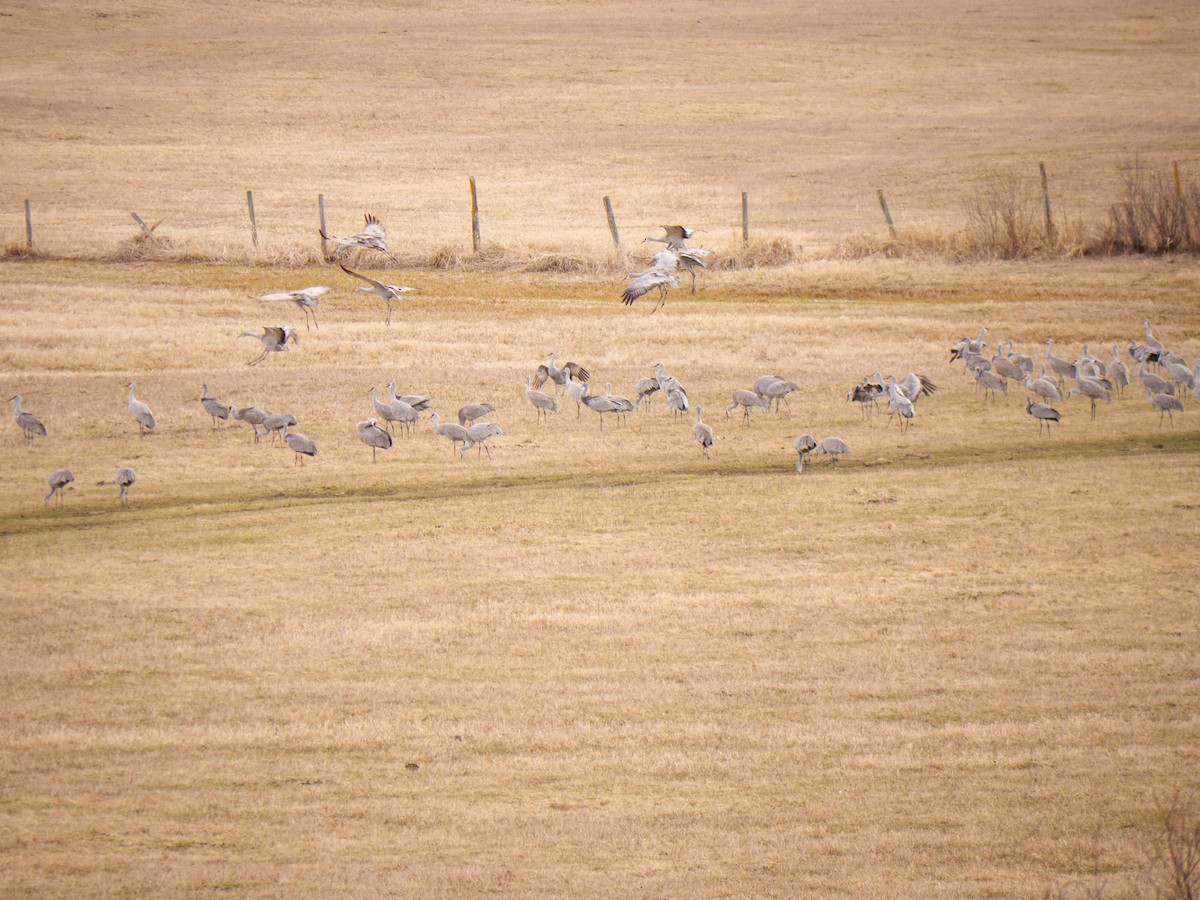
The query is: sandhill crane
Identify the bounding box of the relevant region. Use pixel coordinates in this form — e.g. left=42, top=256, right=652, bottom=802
left=320, top=213, right=398, bottom=263
left=622, top=249, right=680, bottom=312
left=635, top=364, right=666, bottom=408
left=356, top=418, right=392, bottom=461
left=693, top=406, right=714, bottom=457
left=762, top=379, right=799, bottom=413
left=1024, top=369, right=1063, bottom=403
left=991, top=350, right=1024, bottom=383
left=1109, top=345, right=1130, bottom=398
left=533, top=353, right=591, bottom=391
left=896, top=373, right=937, bottom=404
left=262, top=412, right=296, bottom=445
left=1145, top=388, right=1184, bottom=428
left=1137, top=361, right=1174, bottom=397
left=1142, top=320, right=1164, bottom=357
left=369, top=385, right=407, bottom=434
left=1005, top=340, right=1034, bottom=375
left=581, top=384, right=621, bottom=430
left=199, top=384, right=234, bottom=429
left=256, top=286, right=327, bottom=331
left=9, top=395, right=46, bottom=445
left=975, top=369, right=1008, bottom=402
left=818, top=436, right=850, bottom=467
left=44, top=468, right=73, bottom=506
left=664, top=378, right=689, bottom=417
left=387, top=383, right=432, bottom=413
left=126, top=382, right=156, bottom=436
left=564, top=376, right=588, bottom=418
left=430, top=413, right=470, bottom=456
left=794, top=433, right=818, bottom=473
left=234, top=406, right=268, bottom=443
left=1161, top=352, right=1195, bottom=397
left=726, top=389, right=769, bottom=425
left=1128, top=338, right=1162, bottom=367
left=1067, top=377, right=1110, bottom=420
left=458, top=403, right=495, bottom=426
left=524, top=374, right=558, bottom=422
left=643, top=224, right=701, bottom=250
left=461, top=422, right=502, bottom=459
left=1075, top=343, right=1107, bottom=378
left=379, top=383, right=420, bottom=435
left=847, top=379, right=883, bottom=417
left=1025, top=396, right=1061, bottom=435
left=339, top=264, right=414, bottom=326
left=240, top=326, right=297, bottom=365
left=950, top=327, right=987, bottom=363
left=602, top=383, right=634, bottom=427
left=753, top=375, right=784, bottom=397
left=884, top=379, right=915, bottom=434
left=115, top=466, right=136, bottom=506
left=284, top=432, right=318, bottom=465
left=1044, top=339, right=1076, bottom=387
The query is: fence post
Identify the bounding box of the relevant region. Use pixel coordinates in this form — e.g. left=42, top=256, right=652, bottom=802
left=130, top=212, right=154, bottom=237
left=1039, top=162, right=1055, bottom=241
left=603, top=196, right=620, bottom=248
left=246, top=190, right=258, bottom=247
left=469, top=176, right=481, bottom=252
left=877, top=189, right=897, bottom=238
left=318, top=193, right=329, bottom=259
left=24, top=199, right=32, bottom=251
left=742, top=191, right=749, bottom=245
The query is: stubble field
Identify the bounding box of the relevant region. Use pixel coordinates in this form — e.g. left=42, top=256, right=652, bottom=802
left=2, top=0, right=1200, bottom=896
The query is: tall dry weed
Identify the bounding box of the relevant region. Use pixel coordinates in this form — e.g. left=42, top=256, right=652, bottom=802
left=1088, top=161, right=1199, bottom=255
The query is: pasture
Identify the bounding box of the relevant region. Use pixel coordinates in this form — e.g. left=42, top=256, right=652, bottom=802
left=3, top=0, right=1200, bottom=895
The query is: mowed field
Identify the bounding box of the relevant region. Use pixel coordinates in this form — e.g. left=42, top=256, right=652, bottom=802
left=3, top=0, right=1200, bottom=896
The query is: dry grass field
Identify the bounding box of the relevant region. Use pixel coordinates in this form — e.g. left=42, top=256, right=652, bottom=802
left=3, top=0, right=1200, bottom=897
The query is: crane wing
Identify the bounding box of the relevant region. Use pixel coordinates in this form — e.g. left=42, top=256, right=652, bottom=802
left=532, top=365, right=551, bottom=389
left=340, top=264, right=385, bottom=291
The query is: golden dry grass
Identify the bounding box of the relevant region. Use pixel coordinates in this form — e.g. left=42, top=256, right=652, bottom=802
left=1, top=256, right=1199, bottom=896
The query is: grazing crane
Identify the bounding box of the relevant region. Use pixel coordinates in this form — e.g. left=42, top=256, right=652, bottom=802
left=240, top=326, right=298, bottom=365
left=126, top=382, right=156, bottom=436
left=461, top=422, right=503, bottom=460
left=320, top=213, right=398, bottom=263
left=1109, top=345, right=1130, bottom=398
left=44, top=468, right=74, bottom=506
left=524, top=374, right=558, bottom=422
left=581, top=384, right=621, bottom=430
left=1044, top=339, right=1077, bottom=387
left=234, top=406, right=268, bottom=443
left=603, top=383, right=635, bottom=427
left=635, top=363, right=666, bottom=408
left=9, top=395, right=47, bottom=445
left=1145, top=388, right=1184, bottom=428
left=1025, top=396, right=1061, bottom=435
left=262, top=412, right=296, bottom=445
left=817, top=436, right=850, bottom=468
left=356, top=418, right=392, bottom=461
left=458, top=403, right=495, bottom=426
left=115, top=466, right=136, bottom=506
left=622, top=249, right=680, bottom=312
left=284, top=432, right=318, bottom=465
left=794, top=433, right=818, bottom=473
left=1067, top=377, right=1110, bottom=420
left=199, top=384, right=234, bottom=429
left=533, top=353, right=591, bottom=391
left=256, top=286, right=327, bottom=331
left=1024, top=369, right=1063, bottom=403
left=339, top=265, right=414, bottom=326
left=430, top=413, right=470, bottom=456
left=761, top=378, right=799, bottom=413
left=726, top=389, right=769, bottom=425
left=950, top=327, right=987, bottom=363
left=691, top=405, right=714, bottom=457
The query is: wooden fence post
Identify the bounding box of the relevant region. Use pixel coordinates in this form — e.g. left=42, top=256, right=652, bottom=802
left=603, top=196, right=620, bottom=247
left=742, top=191, right=749, bottom=245
left=246, top=190, right=258, bottom=247
left=130, top=212, right=154, bottom=237
left=469, top=176, right=481, bottom=252
left=1039, top=162, right=1055, bottom=241
left=318, top=193, right=329, bottom=259
left=24, top=199, right=32, bottom=251
left=877, top=189, right=897, bottom=238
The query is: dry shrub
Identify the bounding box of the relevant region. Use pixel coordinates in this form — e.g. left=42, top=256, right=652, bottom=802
left=1144, top=795, right=1200, bottom=899
left=963, top=172, right=1048, bottom=259
left=1087, top=161, right=1199, bottom=255
left=709, top=237, right=801, bottom=270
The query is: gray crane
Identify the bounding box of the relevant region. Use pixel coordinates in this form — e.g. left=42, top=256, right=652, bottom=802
left=794, top=433, right=818, bottom=473
left=975, top=369, right=1008, bottom=402
left=1109, top=344, right=1130, bottom=398
left=256, top=286, right=328, bottom=331
left=726, top=389, right=769, bottom=425
left=1142, top=320, right=1164, bottom=357
left=115, top=466, right=136, bottom=506
left=884, top=379, right=915, bottom=433
left=693, top=406, right=714, bottom=457
left=356, top=418, right=392, bottom=461
left=1044, top=339, right=1077, bottom=387
left=1145, top=387, right=1184, bottom=428
left=847, top=379, right=883, bottom=417
left=1004, top=340, right=1034, bottom=375
left=635, top=363, right=666, bottom=409
left=1024, top=369, right=1063, bottom=403
left=761, top=378, right=799, bottom=413
left=896, top=372, right=938, bottom=404
left=1161, top=352, right=1195, bottom=396
left=458, top=403, right=495, bottom=426
left=1067, top=377, right=1111, bottom=420
left=581, top=384, right=621, bottom=430
left=664, top=378, right=689, bottom=417
left=604, top=383, right=634, bottom=427
left=284, top=432, right=318, bottom=465
left=817, top=436, right=850, bottom=467
left=1137, top=360, right=1174, bottom=397
left=240, top=326, right=298, bottom=365
left=461, top=422, right=503, bottom=459
left=126, top=382, right=156, bottom=436
left=1127, top=338, right=1162, bottom=367
left=990, top=350, right=1025, bottom=383
left=388, top=383, right=432, bottom=413
left=622, top=249, right=680, bottom=312
left=642, top=226, right=710, bottom=293
left=430, top=413, right=470, bottom=456
left=1025, top=397, right=1061, bottom=435
left=949, top=327, right=987, bottom=363
left=45, top=468, right=74, bottom=506
left=369, top=385, right=408, bottom=435
left=320, top=213, right=398, bottom=263
left=262, top=412, right=296, bottom=445
left=533, top=353, right=590, bottom=391
left=339, top=264, right=414, bottom=326
left=10, top=395, right=47, bottom=445
left=234, top=406, right=269, bottom=443
left=564, top=376, right=588, bottom=418
left=524, top=374, right=558, bottom=422
left=199, top=384, right=234, bottom=428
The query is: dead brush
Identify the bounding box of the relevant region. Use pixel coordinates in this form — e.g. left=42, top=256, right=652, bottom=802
left=1087, top=161, right=1199, bottom=255
left=709, top=237, right=802, bottom=270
